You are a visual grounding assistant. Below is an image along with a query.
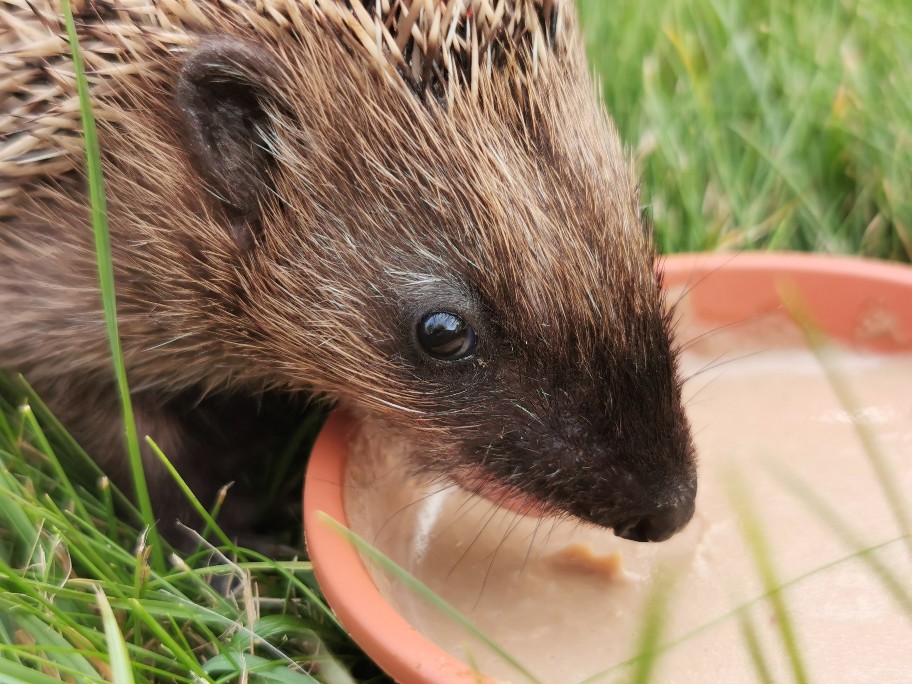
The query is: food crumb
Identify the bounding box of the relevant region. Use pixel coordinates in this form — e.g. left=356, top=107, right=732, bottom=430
left=548, top=544, right=624, bottom=581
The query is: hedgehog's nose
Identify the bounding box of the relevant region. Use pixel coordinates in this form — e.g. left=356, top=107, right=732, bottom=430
left=613, top=484, right=696, bottom=543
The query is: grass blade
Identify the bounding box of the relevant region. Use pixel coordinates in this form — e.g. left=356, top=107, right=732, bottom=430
left=318, top=512, right=542, bottom=684
left=0, top=658, right=92, bottom=684
left=629, top=574, right=675, bottom=684
left=145, top=436, right=235, bottom=549
left=95, top=588, right=136, bottom=684
left=737, top=609, right=775, bottom=684
left=769, top=462, right=912, bottom=619
left=60, top=0, right=163, bottom=572
left=204, top=653, right=320, bottom=683
left=18, top=404, right=89, bottom=523
left=727, top=474, right=810, bottom=684
left=779, top=284, right=912, bottom=558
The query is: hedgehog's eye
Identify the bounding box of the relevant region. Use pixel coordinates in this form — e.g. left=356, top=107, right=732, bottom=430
left=417, top=312, right=477, bottom=361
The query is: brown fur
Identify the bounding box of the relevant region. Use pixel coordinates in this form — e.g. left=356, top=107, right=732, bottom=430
left=1, top=0, right=697, bottom=544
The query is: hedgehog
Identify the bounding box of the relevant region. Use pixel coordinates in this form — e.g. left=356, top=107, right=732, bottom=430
left=0, top=0, right=697, bottom=546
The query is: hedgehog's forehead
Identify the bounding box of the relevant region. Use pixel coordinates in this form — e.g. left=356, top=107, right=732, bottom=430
left=443, top=130, right=655, bottom=349
left=475, top=223, right=659, bottom=349
left=277, top=0, right=652, bottom=342
left=388, top=142, right=658, bottom=353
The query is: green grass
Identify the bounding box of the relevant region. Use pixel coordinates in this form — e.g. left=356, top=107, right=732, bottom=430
left=0, top=374, right=377, bottom=683
left=578, top=0, right=912, bottom=259
left=2, top=0, right=911, bottom=682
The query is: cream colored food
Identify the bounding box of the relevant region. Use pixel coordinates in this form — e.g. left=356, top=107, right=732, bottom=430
left=344, top=316, right=912, bottom=683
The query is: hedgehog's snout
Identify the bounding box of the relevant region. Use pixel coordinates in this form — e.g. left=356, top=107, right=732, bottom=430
left=612, top=496, right=695, bottom=542
left=606, top=468, right=697, bottom=542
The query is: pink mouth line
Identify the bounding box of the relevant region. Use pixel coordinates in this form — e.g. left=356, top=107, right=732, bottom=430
left=451, top=468, right=555, bottom=518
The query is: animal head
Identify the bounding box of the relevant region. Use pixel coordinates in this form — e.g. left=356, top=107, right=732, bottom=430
left=6, top=0, right=697, bottom=540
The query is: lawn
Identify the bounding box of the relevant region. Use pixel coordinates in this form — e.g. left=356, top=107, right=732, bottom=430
left=579, top=0, right=911, bottom=259
left=1, top=0, right=910, bottom=682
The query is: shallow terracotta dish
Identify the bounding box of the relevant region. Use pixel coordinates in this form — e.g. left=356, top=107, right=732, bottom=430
left=303, top=252, right=912, bottom=684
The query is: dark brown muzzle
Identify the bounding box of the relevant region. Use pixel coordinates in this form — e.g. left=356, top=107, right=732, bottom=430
left=610, top=474, right=697, bottom=542
left=612, top=496, right=696, bottom=542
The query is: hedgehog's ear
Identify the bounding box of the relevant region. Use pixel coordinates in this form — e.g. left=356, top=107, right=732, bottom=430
left=177, top=38, right=282, bottom=248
